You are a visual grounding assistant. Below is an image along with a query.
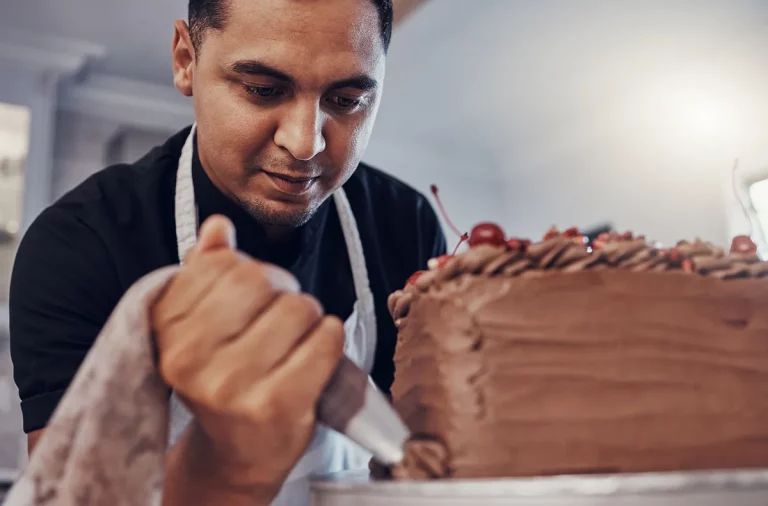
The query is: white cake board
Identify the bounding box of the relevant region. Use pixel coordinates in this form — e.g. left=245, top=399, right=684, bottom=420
left=311, top=469, right=768, bottom=505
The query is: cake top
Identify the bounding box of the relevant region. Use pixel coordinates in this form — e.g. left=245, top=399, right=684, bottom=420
left=389, top=223, right=766, bottom=323
left=390, top=184, right=765, bottom=320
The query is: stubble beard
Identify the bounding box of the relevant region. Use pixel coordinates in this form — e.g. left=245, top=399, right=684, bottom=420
left=234, top=193, right=325, bottom=228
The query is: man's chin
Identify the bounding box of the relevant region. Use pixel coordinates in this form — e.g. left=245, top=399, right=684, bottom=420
left=238, top=197, right=320, bottom=228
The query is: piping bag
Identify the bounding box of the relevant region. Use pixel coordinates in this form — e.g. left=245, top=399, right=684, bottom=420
left=3, top=266, right=409, bottom=506
left=317, top=356, right=411, bottom=466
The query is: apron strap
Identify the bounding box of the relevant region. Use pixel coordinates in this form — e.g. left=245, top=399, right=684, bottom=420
left=332, top=188, right=372, bottom=303
left=175, top=123, right=198, bottom=265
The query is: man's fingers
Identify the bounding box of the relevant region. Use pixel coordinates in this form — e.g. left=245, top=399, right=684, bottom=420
left=185, top=215, right=236, bottom=264
left=158, top=262, right=301, bottom=388
left=153, top=250, right=241, bottom=331
left=188, top=261, right=300, bottom=342
left=237, top=316, right=345, bottom=420
left=187, top=293, right=326, bottom=405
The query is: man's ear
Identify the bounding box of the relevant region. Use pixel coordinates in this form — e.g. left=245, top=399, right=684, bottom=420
left=172, top=19, right=195, bottom=97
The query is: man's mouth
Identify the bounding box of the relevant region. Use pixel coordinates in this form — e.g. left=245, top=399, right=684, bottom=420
left=262, top=170, right=318, bottom=196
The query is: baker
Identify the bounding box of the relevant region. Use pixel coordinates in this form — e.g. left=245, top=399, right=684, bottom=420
left=9, top=0, right=446, bottom=504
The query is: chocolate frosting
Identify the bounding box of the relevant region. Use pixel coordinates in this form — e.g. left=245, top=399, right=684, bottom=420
left=386, top=235, right=768, bottom=479
left=389, top=237, right=768, bottom=323
left=371, top=439, right=450, bottom=480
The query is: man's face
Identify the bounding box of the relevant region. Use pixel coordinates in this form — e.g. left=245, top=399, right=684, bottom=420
left=180, top=0, right=386, bottom=227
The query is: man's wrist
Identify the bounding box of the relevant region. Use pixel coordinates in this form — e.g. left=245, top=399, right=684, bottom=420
left=163, top=423, right=279, bottom=506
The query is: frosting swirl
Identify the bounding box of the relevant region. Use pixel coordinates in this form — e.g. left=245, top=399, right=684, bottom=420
left=371, top=438, right=450, bottom=480
left=389, top=236, right=767, bottom=322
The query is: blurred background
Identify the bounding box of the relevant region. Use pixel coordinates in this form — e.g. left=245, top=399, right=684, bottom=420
left=0, top=0, right=767, bottom=488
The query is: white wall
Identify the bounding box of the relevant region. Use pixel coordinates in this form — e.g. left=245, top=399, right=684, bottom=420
left=372, top=0, right=768, bottom=247
left=0, top=104, right=28, bottom=230
left=495, top=0, right=768, bottom=247
left=108, top=126, right=176, bottom=166
left=364, top=134, right=507, bottom=241
left=0, top=104, right=30, bottom=303
left=51, top=111, right=175, bottom=200
left=52, top=111, right=122, bottom=200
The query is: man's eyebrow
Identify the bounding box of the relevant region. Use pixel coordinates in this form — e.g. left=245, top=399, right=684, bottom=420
left=228, top=61, right=293, bottom=82
left=328, top=75, right=379, bottom=92
left=227, top=60, right=378, bottom=91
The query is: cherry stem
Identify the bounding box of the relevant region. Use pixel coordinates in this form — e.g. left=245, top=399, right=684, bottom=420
left=732, top=158, right=754, bottom=238
left=452, top=233, right=469, bottom=255
left=431, top=185, right=466, bottom=239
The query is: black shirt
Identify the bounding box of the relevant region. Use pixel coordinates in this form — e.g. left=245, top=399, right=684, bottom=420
left=10, top=126, right=446, bottom=434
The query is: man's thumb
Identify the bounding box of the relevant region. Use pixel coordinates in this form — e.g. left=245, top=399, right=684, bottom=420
left=185, top=215, right=236, bottom=263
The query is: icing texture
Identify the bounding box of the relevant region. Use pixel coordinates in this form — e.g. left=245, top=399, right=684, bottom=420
left=386, top=235, right=768, bottom=479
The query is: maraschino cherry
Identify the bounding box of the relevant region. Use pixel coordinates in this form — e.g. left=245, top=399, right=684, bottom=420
left=543, top=226, right=560, bottom=240
left=428, top=254, right=453, bottom=270
left=507, top=238, right=531, bottom=252
left=730, top=160, right=759, bottom=256
left=562, top=227, right=580, bottom=238
left=469, top=222, right=506, bottom=247
left=406, top=271, right=426, bottom=285
left=731, top=235, right=758, bottom=255
left=591, top=232, right=609, bottom=249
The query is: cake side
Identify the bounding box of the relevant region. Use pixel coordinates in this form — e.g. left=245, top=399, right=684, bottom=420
left=391, top=270, right=768, bottom=479
left=386, top=235, right=768, bottom=480
left=389, top=279, right=485, bottom=479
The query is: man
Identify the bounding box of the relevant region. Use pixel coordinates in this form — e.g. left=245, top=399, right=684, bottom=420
left=9, top=0, right=446, bottom=504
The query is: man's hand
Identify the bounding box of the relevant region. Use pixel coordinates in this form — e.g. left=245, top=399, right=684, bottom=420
left=153, top=215, right=344, bottom=504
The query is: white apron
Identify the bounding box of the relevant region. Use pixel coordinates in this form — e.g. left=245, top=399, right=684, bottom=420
left=169, top=125, right=377, bottom=505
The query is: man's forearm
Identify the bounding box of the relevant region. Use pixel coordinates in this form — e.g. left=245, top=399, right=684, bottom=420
left=163, top=423, right=277, bottom=506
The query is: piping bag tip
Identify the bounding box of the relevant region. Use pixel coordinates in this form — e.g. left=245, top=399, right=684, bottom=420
left=316, top=356, right=410, bottom=466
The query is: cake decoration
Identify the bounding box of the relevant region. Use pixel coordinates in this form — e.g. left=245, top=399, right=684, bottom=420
left=729, top=158, right=759, bottom=256
left=383, top=179, right=768, bottom=482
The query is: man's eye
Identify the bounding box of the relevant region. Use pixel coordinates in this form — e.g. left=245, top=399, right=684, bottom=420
left=328, top=96, right=362, bottom=109
left=245, top=86, right=283, bottom=99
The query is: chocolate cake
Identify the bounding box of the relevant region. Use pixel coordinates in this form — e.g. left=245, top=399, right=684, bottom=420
left=384, top=225, right=768, bottom=480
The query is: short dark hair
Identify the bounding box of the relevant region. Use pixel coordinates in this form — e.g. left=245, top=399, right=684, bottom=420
left=189, top=0, right=393, bottom=54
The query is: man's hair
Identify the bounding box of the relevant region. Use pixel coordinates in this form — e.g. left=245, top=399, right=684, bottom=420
left=189, top=0, right=393, bottom=54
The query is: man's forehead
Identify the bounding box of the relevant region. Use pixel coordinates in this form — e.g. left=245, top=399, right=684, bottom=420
left=222, top=0, right=383, bottom=57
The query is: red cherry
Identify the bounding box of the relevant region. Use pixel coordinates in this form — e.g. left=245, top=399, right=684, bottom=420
left=469, top=222, right=506, bottom=247
left=406, top=271, right=425, bottom=285
left=507, top=238, right=530, bottom=252
left=428, top=254, right=453, bottom=270
left=543, top=226, right=560, bottom=240
left=591, top=232, right=610, bottom=249
left=730, top=235, right=758, bottom=255
left=563, top=227, right=580, bottom=238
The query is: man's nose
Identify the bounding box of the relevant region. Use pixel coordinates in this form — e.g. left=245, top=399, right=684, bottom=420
left=274, top=99, right=327, bottom=161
